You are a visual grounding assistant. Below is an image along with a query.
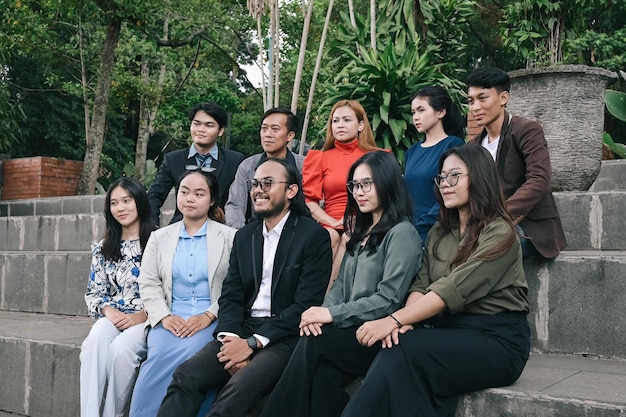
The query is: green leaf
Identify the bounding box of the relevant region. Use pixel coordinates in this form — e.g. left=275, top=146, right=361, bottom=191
left=606, top=90, right=626, bottom=122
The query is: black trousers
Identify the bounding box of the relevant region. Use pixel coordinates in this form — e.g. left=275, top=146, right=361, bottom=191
left=260, top=325, right=381, bottom=417
left=157, top=318, right=294, bottom=417
left=341, top=312, right=530, bottom=417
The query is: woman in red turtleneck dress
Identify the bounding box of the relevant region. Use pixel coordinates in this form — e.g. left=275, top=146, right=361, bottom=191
left=302, top=100, right=381, bottom=287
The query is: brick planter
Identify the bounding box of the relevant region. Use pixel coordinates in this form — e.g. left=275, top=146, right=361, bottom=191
left=1, top=157, right=83, bottom=200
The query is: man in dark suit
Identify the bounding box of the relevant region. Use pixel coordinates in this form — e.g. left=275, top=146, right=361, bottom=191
left=467, top=67, right=566, bottom=258
left=156, top=158, right=332, bottom=417
left=147, top=102, right=244, bottom=225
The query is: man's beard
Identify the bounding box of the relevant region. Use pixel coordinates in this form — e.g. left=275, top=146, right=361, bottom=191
left=253, top=196, right=287, bottom=220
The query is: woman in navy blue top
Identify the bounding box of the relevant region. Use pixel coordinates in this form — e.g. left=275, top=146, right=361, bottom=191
left=404, top=86, right=465, bottom=243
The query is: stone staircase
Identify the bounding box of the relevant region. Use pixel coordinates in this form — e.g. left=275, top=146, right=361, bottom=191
left=1, top=164, right=626, bottom=416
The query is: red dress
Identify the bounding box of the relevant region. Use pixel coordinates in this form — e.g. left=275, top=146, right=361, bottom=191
left=302, top=139, right=373, bottom=228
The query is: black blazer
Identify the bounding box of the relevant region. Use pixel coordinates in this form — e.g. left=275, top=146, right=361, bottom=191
left=147, top=146, right=244, bottom=225
left=215, top=212, right=332, bottom=345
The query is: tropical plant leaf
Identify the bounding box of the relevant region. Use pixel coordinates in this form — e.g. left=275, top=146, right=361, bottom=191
left=606, top=90, right=626, bottom=122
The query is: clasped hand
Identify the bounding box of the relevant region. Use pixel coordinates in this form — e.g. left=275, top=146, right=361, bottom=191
left=356, top=316, right=414, bottom=348
left=217, top=336, right=253, bottom=375
left=162, top=313, right=213, bottom=338
left=103, top=306, right=146, bottom=330
left=299, top=306, right=332, bottom=336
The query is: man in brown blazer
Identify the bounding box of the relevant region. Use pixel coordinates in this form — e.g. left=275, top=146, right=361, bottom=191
left=467, top=67, right=566, bottom=258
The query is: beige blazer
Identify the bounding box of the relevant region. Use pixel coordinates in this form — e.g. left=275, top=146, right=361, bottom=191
left=138, top=219, right=236, bottom=328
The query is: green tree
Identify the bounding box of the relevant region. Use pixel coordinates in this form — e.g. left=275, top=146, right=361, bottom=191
left=318, top=1, right=468, bottom=163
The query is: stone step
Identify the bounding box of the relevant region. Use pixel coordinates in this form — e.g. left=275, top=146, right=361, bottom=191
left=2, top=190, right=624, bottom=253
left=0, top=195, right=105, bottom=217
left=555, top=190, right=626, bottom=251
left=0, top=251, right=90, bottom=316
left=590, top=159, right=626, bottom=192
left=0, top=191, right=176, bottom=225
left=457, top=353, right=626, bottom=416
left=0, top=214, right=104, bottom=252
left=1, top=311, right=625, bottom=417
left=0, top=311, right=90, bottom=417
left=2, top=249, right=626, bottom=359
left=524, top=251, right=626, bottom=360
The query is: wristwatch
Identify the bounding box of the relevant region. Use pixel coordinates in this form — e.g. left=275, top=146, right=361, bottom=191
left=247, top=336, right=260, bottom=352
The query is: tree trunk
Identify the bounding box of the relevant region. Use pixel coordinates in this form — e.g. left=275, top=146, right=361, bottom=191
left=76, top=18, right=122, bottom=195
left=299, top=0, right=334, bottom=155
left=272, top=0, right=280, bottom=107
left=290, top=0, right=314, bottom=114
left=370, top=0, right=376, bottom=49
left=135, top=18, right=169, bottom=182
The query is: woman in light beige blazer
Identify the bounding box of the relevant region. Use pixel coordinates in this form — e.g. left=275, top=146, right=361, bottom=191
left=130, top=168, right=236, bottom=417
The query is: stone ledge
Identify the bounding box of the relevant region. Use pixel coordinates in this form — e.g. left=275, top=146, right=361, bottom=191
left=1, top=311, right=625, bottom=417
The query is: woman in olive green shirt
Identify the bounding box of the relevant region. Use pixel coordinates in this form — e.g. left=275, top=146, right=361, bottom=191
left=260, top=151, right=422, bottom=417
left=344, top=144, right=530, bottom=417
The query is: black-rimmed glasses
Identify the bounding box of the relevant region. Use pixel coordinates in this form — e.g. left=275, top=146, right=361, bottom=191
left=248, top=178, right=291, bottom=192
left=185, top=165, right=216, bottom=173
left=347, top=178, right=374, bottom=194
left=434, top=172, right=467, bottom=188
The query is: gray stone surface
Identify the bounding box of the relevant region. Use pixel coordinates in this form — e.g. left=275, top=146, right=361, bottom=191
left=554, top=191, right=626, bottom=251
left=524, top=252, right=626, bottom=359
left=590, top=160, right=626, bottom=191
left=0, top=340, right=27, bottom=414
left=0, top=215, right=103, bottom=252
left=6, top=202, right=35, bottom=217
left=28, top=343, right=80, bottom=417
left=1, top=254, right=46, bottom=313
left=508, top=65, right=617, bottom=192
left=57, top=215, right=101, bottom=251
left=1, top=252, right=91, bottom=316
left=46, top=253, right=90, bottom=316
left=2, top=311, right=626, bottom=417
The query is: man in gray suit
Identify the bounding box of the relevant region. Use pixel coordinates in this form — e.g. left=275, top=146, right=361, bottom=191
left=225, top=107, right=305, bottom=228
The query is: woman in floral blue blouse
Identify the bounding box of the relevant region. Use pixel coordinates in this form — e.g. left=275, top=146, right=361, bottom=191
left=80, top=177, right=155, bottom=417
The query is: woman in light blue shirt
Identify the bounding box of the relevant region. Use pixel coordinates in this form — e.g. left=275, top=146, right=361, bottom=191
left=130, top=168, right=236, bottom=417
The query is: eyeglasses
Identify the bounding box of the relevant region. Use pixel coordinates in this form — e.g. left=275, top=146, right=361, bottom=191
left=185, top=165, right=216, bottom=173
left=347, top=178, right=374, bottom=194
left=434, top=172, right=467, bottom=188
left=248, top=178, right=291, bottom=192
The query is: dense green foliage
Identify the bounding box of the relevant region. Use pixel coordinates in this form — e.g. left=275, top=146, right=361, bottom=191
left=1, top=0, right=625, bottom=189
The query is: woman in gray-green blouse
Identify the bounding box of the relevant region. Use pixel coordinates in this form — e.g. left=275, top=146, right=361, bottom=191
left=260, top=151, right=422, bottom=417
left=343, top=144, right=530, bottom=417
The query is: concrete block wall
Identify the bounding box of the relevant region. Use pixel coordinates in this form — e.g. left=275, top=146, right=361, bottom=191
left=0, top=313, right=89, bottom=417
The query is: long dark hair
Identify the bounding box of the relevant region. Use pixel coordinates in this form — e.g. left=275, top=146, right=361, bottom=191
left=411, top=86, right=465, bottom=139
left=257, top=157, right=311, bottom=217
left=344, top=151, right=413, bottom=255
left=102, top=177, right=155, bottom=262
left=433, top=144, right=516, bottom=267
left=175, top=169, right=225, bottom=223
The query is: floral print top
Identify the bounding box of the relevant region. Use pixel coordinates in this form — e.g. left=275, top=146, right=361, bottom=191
left=85, top=239, right=144, bottom=319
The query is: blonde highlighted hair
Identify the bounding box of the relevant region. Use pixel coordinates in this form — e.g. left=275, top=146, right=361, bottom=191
left=322, top=100, right=377, bottom=151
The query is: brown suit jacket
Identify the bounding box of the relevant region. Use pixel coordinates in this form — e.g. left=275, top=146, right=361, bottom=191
left=470, top=111, right=566, bottom=258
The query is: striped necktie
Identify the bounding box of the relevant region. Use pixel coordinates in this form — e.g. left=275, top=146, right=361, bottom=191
left=196, top=153, right=213, bottom=167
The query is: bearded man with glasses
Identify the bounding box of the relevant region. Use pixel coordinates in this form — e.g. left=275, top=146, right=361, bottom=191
left=157, top=158, right=332, bottom=417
